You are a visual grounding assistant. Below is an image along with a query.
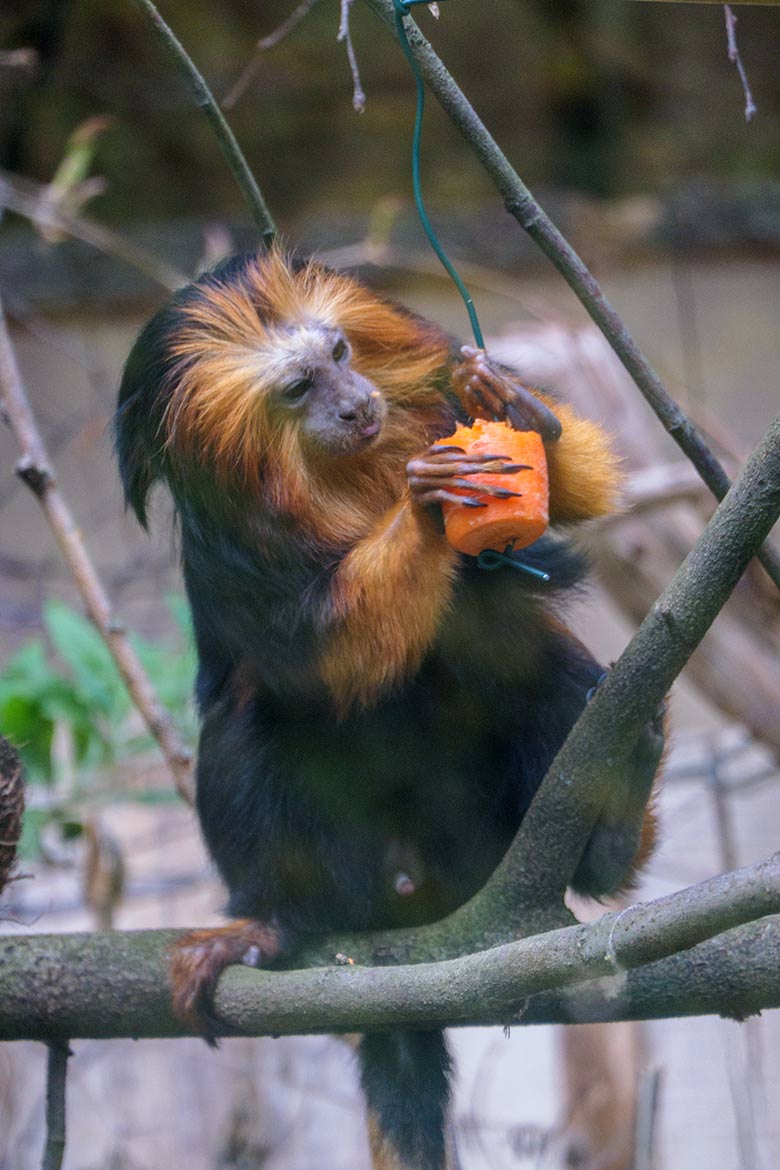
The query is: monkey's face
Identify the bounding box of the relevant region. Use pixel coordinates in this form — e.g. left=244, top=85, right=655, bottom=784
left=272, top=327, right=388, bottom=457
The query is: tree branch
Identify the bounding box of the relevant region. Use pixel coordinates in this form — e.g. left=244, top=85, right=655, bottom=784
left=0, top=298, right=194, bottom=803
left=0, top=854, right=778, bottom=1041
left=223, top=0, right=323, bottom=111
left=363, top=0, right=780, bottom=590
left=0, top=168, right=185, bottom=292
left=129, top=0, right=276, bottom=245
left=457, top=412, right=780, bottom=927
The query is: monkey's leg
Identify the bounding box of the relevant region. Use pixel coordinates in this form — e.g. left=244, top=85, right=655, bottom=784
left=512, top=631, right=664, bottom=898
left=570, top=699, right=666, bottom=899
left=170, top=689, right=384, bottom=1042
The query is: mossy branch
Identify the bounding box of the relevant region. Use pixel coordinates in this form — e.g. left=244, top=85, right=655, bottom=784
left=0, top=855, right=778, bottom=1041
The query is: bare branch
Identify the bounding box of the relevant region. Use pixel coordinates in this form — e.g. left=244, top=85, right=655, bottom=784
left=362, top=0, right=780, bottom=590
left=129, top=0, right=276, bottom=245
left=0, top=168, right=186, bottom=292
left=223, top=0, right=323, bottom=110
left=0, top=298, right=194, bottom=803
left=724, top=5, right=758, bottom=121
left=338, top=0, right=367, bottom=112
left=0, top=854, right=778, bottom=1041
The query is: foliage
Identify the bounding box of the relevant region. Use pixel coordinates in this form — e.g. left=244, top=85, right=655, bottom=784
left=0, top=597, right=196, bottom=856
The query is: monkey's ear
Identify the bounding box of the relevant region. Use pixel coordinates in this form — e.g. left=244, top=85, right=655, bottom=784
left=114, top=302, right=178, bottom=529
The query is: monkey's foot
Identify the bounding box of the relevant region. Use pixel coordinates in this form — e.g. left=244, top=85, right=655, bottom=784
left=169, top=919, right=282, bottom=1044
left=407, top=443, right=526, bottom=509
left=452, top=346, right=562, bottom=441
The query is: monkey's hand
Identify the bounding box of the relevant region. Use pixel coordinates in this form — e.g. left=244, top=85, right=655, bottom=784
left=407, top=444, right=527, bottom=510
left=169, top=919, right=283, bottom=1045
left=452, top=345, right=562, bottom=442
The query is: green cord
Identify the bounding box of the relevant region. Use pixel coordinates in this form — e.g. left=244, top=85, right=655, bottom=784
left=392, top=0, right=484, bottom=350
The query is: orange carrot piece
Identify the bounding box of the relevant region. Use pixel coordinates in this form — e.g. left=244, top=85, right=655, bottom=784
left=434, top=419, right=549, bottom=556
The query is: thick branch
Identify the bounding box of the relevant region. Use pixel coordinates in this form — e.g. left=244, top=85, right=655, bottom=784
left=0, top=299, right=194, bottom=802
left=363, top=0, right=780, bottom=589
left=458, top=413, right=780, bottom=924
left=0, top=854, right=778, bottom=1041
left=130, top=0, right=275, bottom=245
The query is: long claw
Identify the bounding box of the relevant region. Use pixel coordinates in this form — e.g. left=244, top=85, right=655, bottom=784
left=451, top=478, right=523, bottom=499
left=419, top=489, right=487, bottom=508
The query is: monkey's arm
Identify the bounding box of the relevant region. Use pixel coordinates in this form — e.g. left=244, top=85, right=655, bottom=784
left=319, top=496, right=458, bottom=712
left=452, top=348, right=622, bottom=524
left=318, top=440, right=527, bottom=711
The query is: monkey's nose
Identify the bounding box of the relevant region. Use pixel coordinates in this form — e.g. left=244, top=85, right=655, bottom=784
left=339, top=399, right=372, bottom=423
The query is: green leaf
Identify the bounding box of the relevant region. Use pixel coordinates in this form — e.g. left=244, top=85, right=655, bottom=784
left=44, top=600, right=129, bottom=720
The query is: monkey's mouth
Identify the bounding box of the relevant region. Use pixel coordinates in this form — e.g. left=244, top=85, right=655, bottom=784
left=343, top=418, right=383, bottom=450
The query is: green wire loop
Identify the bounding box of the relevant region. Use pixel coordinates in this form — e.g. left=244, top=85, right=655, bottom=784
left=392, top=0, right=485, bottom=350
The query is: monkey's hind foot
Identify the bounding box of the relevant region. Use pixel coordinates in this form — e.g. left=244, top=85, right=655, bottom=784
left=452, top=346, right=562, bottom=442
left=169, top=919, right=283, bottom=1044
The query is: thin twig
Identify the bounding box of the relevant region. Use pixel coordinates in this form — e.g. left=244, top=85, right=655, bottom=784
left=223, top=0, right=323, bottom=110
left=41, top=1041, right=71, bottom=1170
left=363, top=0, right=780, bottom=591
left=0, top=298, right=194, bottom=803
left=724, top=6, right=758, bottom=122
left=338, top=0, right=367, bottom=112
left=129, top=0, right=276, bottom=245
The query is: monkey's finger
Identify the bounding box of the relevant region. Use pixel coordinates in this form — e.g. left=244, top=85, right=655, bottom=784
left=416, top=488, right=487, bottom=508
left=454, top=461, right=532, bottom=476
left=505, top=396, right=562, bottom=441
left=409, top=459, right=528, bottom=480
left=451, top=478, right=523, bottom=499
left=463, top=362, right=563, bottom=442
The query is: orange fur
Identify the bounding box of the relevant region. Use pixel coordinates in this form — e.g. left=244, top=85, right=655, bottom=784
left=538, top=399, right=623, bottom=524
left=320, top=499, right=459, bottom=712
left=162, top=248, right=451, bottom=549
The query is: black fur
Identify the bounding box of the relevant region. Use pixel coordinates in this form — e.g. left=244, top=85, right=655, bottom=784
left=361, top=1032, right=452, bottom=1170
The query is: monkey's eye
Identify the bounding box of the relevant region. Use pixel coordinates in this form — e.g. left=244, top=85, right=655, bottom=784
left=332, top=338, right=348, bottom=363
left=281, top=375, right=314, bottom=403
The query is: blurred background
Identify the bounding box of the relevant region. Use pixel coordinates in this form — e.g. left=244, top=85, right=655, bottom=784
left=0, top=1, right=779, bottom=1167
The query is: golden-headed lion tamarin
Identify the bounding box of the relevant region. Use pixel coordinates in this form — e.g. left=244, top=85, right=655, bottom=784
left=115, top=248, right=662, bottom=1170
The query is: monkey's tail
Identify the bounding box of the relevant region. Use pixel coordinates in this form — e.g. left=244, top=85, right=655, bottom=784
left=359, top=1029, right=452, bottom=1170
